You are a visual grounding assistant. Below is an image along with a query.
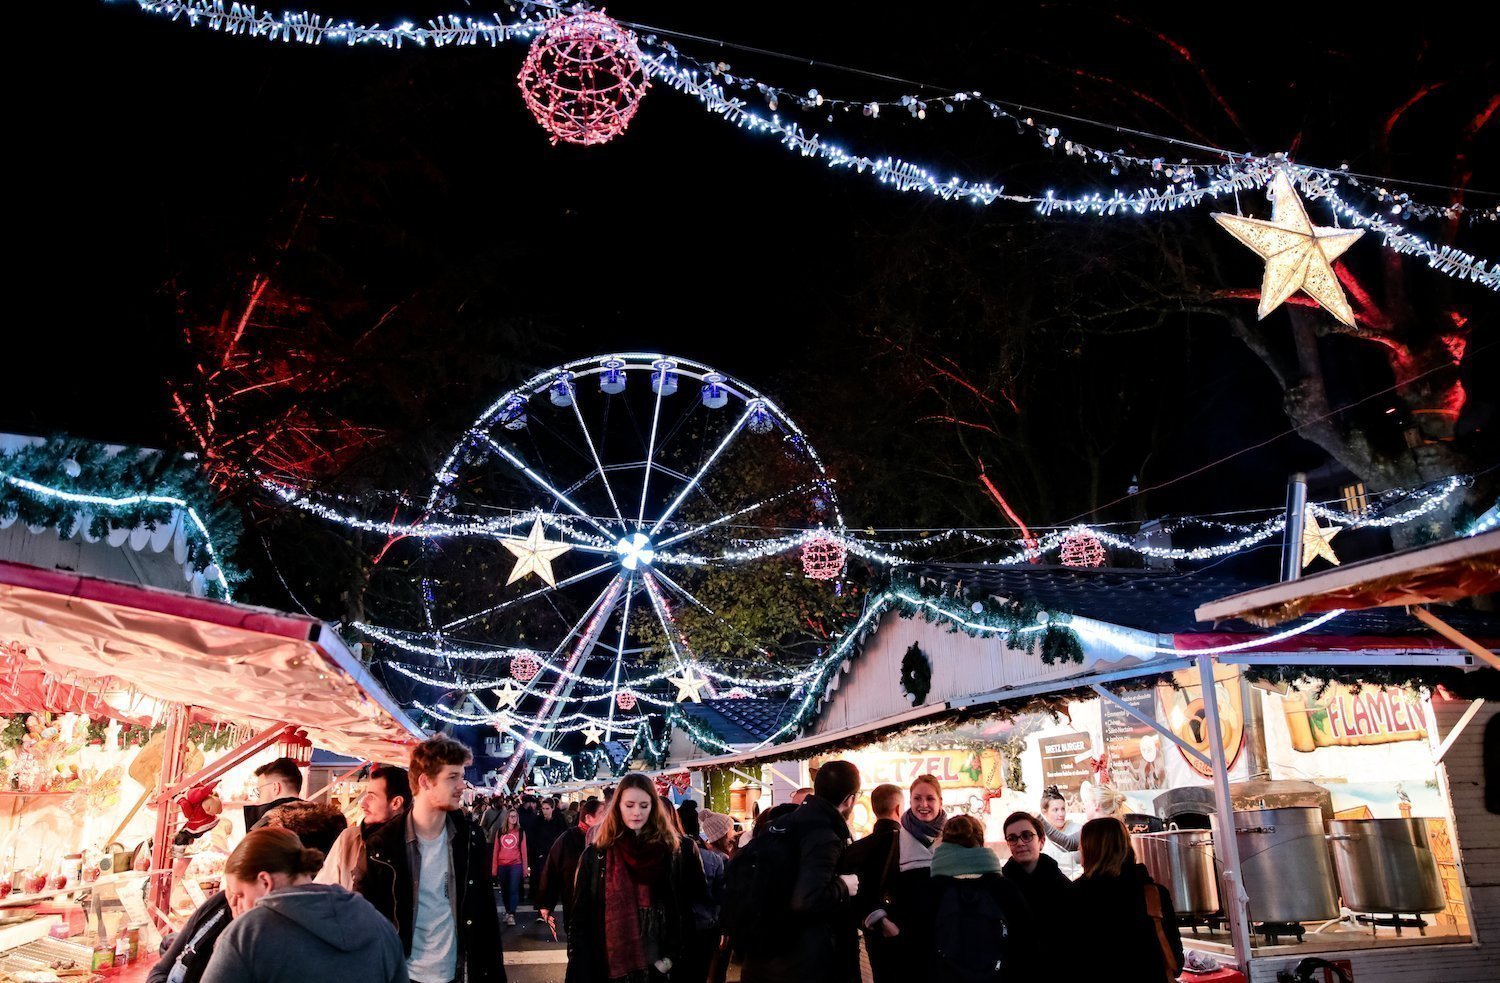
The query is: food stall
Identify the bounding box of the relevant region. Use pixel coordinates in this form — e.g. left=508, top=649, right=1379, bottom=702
left=0, top=558, right=424, bottom=979
left=676, top=533, right=1498, bottom=983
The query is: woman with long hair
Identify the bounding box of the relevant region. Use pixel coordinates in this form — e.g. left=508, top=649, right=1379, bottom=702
left=493, top=808, right=529, bottom=927
left=1067, top=818, right=1183, bottom=983
left=199, top=828, right=404, bottom=983
left=567, top=773, right=705, bottom=983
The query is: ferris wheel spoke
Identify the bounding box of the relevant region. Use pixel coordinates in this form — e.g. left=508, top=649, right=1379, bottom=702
left=650, top=567, right=778, bottom=663
left=604, top=576, right=635, bottom=739
left=653, top=481, right=820, bottom=552
left=639, top=572, right=691, bottom=673
left=649, top=402, right=756, bottom=536
left=636, top=370, right=667, bottom=530
left=440, top=559, right=617, bottom=632
left=568, top=397, right=628, bottom=529
left=473, top=432, right=616, bottom=539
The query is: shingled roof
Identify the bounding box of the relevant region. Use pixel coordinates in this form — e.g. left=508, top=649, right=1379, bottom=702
left=679, top=697, right=792, bottom=746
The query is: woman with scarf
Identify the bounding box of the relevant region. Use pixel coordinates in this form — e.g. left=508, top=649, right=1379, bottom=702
left=867, top=774, right=946, bottom=976
left=922, top=814, right=1039, bottom=980
left=568, top=773, right=706, bottom=983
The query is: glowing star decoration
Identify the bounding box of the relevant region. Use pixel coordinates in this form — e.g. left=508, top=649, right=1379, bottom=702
left=501, top=519, right=572, bottom=586
left=582, top=724, right=605, bottom=745
left=517, top=10, right=649, bottom=146
left=492, top=680, right=523, bottom=710
left=670, top=669, right=708, bottom=703
left=1213, top=172, right=1366, bottom=328
left=1301, top=505, right=1341, bottom=569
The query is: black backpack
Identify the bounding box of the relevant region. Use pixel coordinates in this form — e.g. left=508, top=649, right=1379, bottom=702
left=720, top=821, right=800, bottom=951
left=933, top=877, right=1010, bottom=982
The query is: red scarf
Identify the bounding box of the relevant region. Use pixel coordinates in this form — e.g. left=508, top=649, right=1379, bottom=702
left=604, top=833, right=671, bottom=979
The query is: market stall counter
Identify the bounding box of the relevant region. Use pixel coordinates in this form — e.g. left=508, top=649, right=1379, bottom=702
left=0, top=558, right=425, bottom=979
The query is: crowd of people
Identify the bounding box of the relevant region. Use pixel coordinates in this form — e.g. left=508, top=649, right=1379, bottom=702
left=149, top=745, right=1184, bottom=983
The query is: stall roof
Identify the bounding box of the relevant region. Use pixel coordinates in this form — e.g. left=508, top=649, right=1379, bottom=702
left=907, top=560, right=1499, bottom=639
left=681, top=700, right=954, bottom=771
left=678, top=698, right=792, bottom=746
left=1195, top=531, right=1500, bottom=626
left=0, top=559, right=424, bottom=761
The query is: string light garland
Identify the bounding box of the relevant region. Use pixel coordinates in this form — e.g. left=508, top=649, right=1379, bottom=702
left=111, top=2, right=1498, bottom=290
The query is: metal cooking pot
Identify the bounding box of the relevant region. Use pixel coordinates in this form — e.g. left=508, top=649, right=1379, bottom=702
left=1134, top=829, right=1219, bottom=916
left=1327, top=818, right=1445, bottom=914
left=1214, top=806, right=1339, bottom=924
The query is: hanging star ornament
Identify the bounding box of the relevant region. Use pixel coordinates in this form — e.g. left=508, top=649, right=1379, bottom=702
left=1212, top=171, right=1365, bottom=328
left=582, top=724, right=605, bottom=745
left=670, top=669, right=708, bottom=703
left=492, top=680, right=522, bottom=709
left=501, top=518, right=573, bottom=586
left=1301, top=506, right=1341, bottom=569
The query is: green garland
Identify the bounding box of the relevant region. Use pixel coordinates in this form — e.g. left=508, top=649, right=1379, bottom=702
left=887, top=577, right=1085, bottom=665
left=0, top=436, right=242, bottom=597
left=1244, top=664, right=1500, bottom=701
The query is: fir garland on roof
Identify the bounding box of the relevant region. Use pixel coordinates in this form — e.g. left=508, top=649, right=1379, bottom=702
left=0, top=435, right=242, bottom=596
left=888, top=574, right=1084, bottom=665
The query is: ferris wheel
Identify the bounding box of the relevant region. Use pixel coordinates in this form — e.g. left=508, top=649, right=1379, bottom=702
left=414, top=354, right=844, bottom=782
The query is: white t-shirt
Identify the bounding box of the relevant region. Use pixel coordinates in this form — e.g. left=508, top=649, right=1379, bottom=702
left=407, top=826, right=458, bottom=983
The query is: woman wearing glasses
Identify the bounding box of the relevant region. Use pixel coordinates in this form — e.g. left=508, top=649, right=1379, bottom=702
left=999, top=811, right=1071, bottom=950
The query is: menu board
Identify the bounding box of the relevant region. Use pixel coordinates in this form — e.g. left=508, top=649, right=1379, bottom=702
left=1038, top=730, right=1093, bottom=811
left=1102, top=688, right=1166, bottom=791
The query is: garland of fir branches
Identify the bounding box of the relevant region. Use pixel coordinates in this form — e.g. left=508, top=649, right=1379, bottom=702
left=0, top=436, right=241, bottom=595
left=887, top=575, right=1085, bottom=665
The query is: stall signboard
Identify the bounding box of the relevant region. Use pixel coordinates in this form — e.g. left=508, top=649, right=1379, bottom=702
left=1101, top=688, right=1166, bottom=790
left=829, top=749, right=1005, bottom=795
left=1038, top=731, right=1094, bottom=807
left=1281, top=682, right=1427, bottom=751
left=1158, top=664, right=1244, bottom=778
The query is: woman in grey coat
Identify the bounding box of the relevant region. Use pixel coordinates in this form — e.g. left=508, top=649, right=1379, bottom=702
left=200, top=828, right=407, bottom=983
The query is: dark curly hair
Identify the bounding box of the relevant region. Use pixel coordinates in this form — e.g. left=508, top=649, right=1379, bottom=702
left=259, top=800, right=350, bottom=855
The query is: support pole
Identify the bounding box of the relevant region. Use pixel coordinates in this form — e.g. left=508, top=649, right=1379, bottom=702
left=147, top=704, right=190, bottom=922
left=1280, top=472, right=1307, bottom=583
left=1411, top=606, right=1500, bottom=670
left=1197, top=655, right=1253, bottom=967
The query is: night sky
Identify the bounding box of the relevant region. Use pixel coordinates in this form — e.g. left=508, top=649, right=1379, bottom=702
left=17, top=2, right=1499, bottom=543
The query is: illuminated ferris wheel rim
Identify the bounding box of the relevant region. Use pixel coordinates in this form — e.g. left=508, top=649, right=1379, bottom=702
left=426, top=352, right=846, bottom=542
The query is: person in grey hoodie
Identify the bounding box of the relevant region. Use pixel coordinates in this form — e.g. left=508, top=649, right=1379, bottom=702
left=200, top=827, right=407, bottom=983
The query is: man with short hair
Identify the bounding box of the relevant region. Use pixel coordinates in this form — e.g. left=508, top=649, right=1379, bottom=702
left=742, top=760, right=861, bottom=983
left=840, top=783, right=903, bottom=983
left=246, top=757, right=303, bottom=830
left=535, top=798, right=602, bottom=936
left=318, top=765, right=411, bottom=891
left=525, top=798, right=567, bottom=903
left=359, top=736, right=506, bottom=983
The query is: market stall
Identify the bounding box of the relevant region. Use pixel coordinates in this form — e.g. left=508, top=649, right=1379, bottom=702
left=674, top=533, right=1498, bottom=983
left=0, top=558, right=424, bottom=978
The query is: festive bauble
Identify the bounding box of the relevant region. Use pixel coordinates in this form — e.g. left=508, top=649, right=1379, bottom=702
left=517, top=11, right=649, bottom=146
left=511, top=653, right=542, bottom=683
left=800, top=534, right=846, bottom=580
left=1060, top=530, right=1107, bottom=568
left=615, top=690, right=637, bottom=711
left=723, top=687, right=752, bottom=699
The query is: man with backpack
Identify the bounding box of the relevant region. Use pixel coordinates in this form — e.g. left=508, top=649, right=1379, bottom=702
left=727, top=760, right=862, bottom=983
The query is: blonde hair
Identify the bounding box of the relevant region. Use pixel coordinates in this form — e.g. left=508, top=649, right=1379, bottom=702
left=594, top=773, right=679, bottom=851
left=1084, top=783, right=1128, bottom=817
left=1080, top=817, right=1133, bottom=878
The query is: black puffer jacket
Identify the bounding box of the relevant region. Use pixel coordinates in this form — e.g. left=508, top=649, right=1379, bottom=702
left=1067, top=862, right=1183, bottom=983
left=565, top=834, right=705, bottom=983
left=740, top=796, right=857, bottom=983
left=359, top=809, right=507, bottom=983
left=1001, top=852, right=1072, bottom=952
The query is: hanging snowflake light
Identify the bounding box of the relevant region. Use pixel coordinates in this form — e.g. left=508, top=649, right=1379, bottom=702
left=1060, top=528, right=1107, bottom=567
left=800, top=534, right=847, bottom=580
left=615, top=690, right=637, bottom=711
left=517, top=11, right=649, bottom=146
left=510, top=653, right=542, bottom=683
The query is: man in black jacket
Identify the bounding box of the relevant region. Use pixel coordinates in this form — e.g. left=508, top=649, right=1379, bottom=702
left=839, top=783, right=903, bottom=983
left=359, top=735, right=506, bottom=983
left=536, top=798, right=600, bottom=935
left=525, top=798, right=567, bottom=903
left=742, top=760, right=861, bottom=983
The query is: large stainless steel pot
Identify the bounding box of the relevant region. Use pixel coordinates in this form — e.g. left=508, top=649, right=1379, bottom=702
left=1134, top=830, right=1219, bottom=916
left=1327, top=818, right=1444, bottom=913
left=1213, top=806, right=1339, bottom=923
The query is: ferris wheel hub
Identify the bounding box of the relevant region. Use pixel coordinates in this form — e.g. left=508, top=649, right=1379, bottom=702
left=614, top=533, right=656, bottom=570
